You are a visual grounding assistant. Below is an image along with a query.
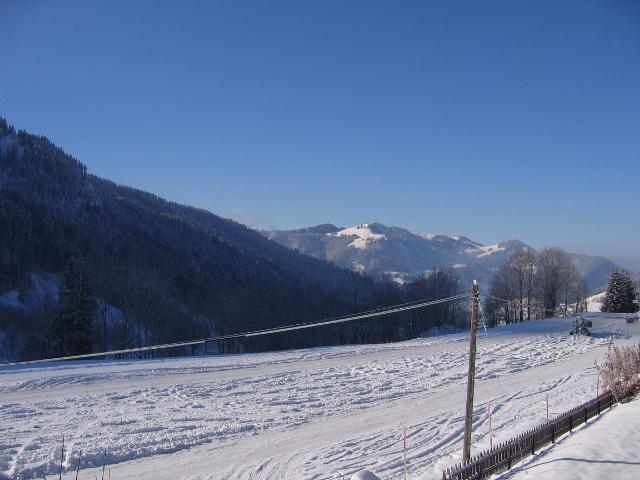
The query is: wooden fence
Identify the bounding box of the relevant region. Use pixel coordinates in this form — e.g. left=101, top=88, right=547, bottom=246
left=442, top=390, right=616, bottom=480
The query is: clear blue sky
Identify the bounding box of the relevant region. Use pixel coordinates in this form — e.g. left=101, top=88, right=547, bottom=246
left=1, top=1, right=639, bottom=264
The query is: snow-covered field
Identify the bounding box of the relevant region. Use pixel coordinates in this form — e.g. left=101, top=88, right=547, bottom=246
left=586, top=292, right=607, bottom=313
left=504, top=398, right=640, bottom=480
left=1, top=313, right=638, bottom=480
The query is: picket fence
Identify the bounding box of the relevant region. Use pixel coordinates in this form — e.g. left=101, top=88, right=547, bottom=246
left=442, top=390, right=616, bottom=480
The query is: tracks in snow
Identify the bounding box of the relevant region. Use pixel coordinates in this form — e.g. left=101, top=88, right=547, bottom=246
left=1, top=314, right=635, bottom=479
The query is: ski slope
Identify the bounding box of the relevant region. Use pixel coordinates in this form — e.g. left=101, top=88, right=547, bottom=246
left=1, top=313, right=638, bottom=480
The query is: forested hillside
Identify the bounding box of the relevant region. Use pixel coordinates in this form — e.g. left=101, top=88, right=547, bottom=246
left=1, top=119, right=469, bottom=361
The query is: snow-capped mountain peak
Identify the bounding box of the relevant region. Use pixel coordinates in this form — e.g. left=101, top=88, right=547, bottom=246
left=331, top=222, right=387, bottom=249
left=265, top=221, right=529, bottom=284
left=264, top=223, right=614, bottom=289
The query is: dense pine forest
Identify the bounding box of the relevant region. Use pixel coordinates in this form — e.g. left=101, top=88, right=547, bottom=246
left=0, top=118, right=467, bottom=361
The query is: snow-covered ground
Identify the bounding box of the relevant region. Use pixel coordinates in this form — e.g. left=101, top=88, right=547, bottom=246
left=464, top=243, right=505, bottom=258
left=1, top=313, right=638, bottom=480
left=502, top=398, right=640, bottom=480
left=332, top=223, right=385, bottom=249
left=586, top=292, right=606, bottom=312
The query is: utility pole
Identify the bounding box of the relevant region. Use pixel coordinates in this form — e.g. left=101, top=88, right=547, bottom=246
left=463, top=280, right=479, bottom=463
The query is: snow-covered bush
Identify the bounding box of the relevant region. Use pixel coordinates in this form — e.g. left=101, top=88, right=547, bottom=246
left=598, top=342, right=640, bottom=400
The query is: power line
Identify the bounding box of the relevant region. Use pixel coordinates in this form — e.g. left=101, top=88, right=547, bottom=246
left=0, top=292, right=472, bottom=367
left=482, top=292, right=522, bottom=307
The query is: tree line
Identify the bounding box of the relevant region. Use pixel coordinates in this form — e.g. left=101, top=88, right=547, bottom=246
left=2, top=262, right=468, bottom=360
left=485, top=247, right=639, bottom=324
left=484, top=247, right=590, bottom=325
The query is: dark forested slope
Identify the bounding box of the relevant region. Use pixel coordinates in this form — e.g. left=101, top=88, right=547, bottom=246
left=0, top=118, right=413, bottom=360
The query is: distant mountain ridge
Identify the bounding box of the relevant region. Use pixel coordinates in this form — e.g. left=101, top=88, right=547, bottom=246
left=264, top=222, right=616, bottom=290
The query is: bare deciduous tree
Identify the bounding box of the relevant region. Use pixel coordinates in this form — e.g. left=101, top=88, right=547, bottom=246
left=536, top=247, right=574, bottom=318
left=486, top=247, right=588, bottom=323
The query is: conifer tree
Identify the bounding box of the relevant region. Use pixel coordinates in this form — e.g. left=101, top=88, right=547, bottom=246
left=601, top=268, right=639, bottom=313
left=53, top=259, right=95, bottom=355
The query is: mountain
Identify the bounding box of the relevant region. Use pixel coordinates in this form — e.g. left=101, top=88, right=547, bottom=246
left=265, top=222, right=530, bottom=287
left=265, top=222, right=615, bottom=290
left=0, top=119, right=400, bottom=361
left=569, top=253, right=617, bottom=292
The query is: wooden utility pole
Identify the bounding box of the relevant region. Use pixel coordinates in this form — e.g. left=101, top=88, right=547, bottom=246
left=463, top=280, right=479, bottom=463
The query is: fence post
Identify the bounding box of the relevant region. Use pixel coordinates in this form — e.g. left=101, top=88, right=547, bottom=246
left=584, top=406, right=588, bottom=424
left=531, top=435, right=535, bottom=455
left=551, top=423, right=555, bottom=443
left=569, top=414, right=572, bottom=433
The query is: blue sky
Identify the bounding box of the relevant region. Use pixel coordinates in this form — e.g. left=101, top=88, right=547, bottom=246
left=1, top=1, right=639, bottom=264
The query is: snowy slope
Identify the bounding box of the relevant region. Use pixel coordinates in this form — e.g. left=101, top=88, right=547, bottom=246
left=587, top=291, right=606, bottom=312
left=467, top=243, right=506, bottom=258
left=503, top=399, right=640, bottom=480
left=1, top=313, right=638, bottom=480
left=333, top=223, right=387, bottom=249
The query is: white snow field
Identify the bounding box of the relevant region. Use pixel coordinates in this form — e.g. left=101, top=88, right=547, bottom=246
left=504, top=398, right=640, bottom=480
left=586, top=292, right=606, bottom=312
left=1, top=313, right=638, bottom=480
